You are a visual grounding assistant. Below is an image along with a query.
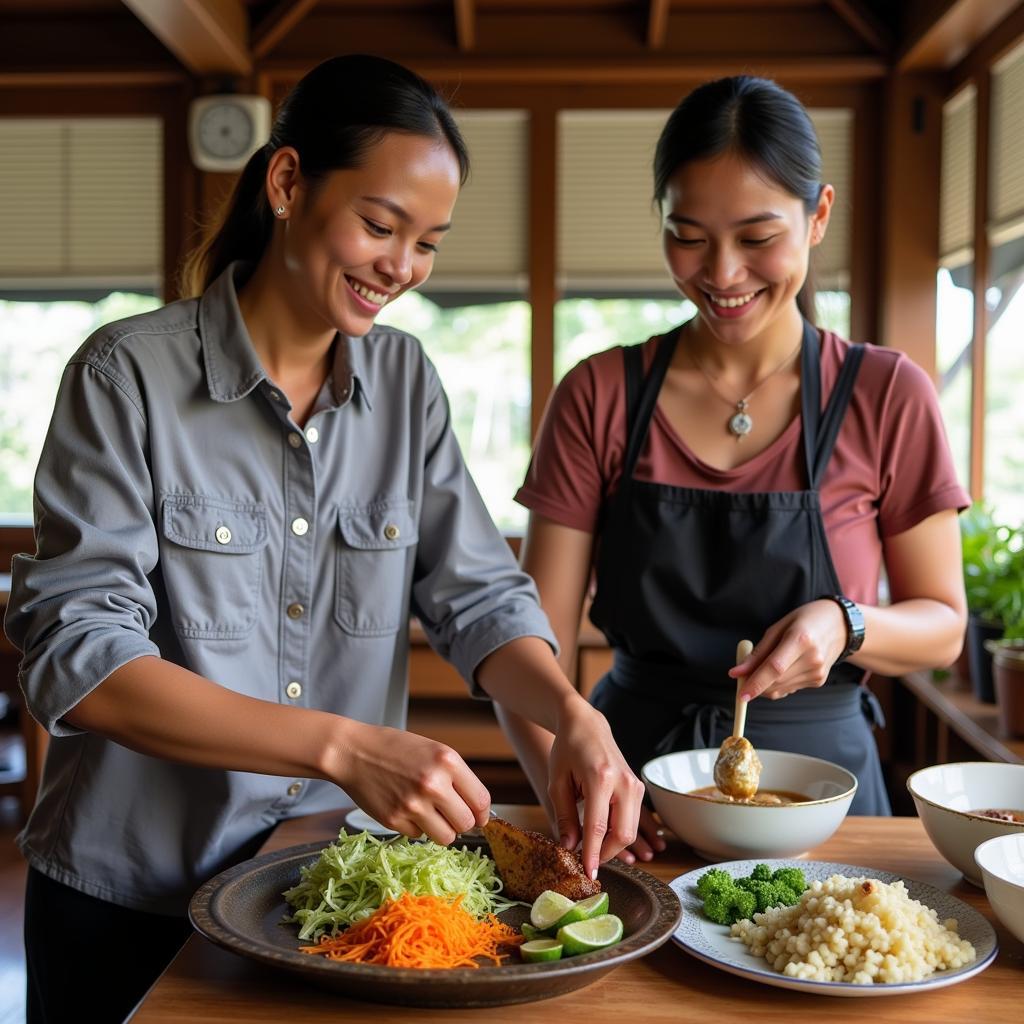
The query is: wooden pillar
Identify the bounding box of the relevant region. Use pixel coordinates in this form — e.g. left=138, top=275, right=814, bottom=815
left=877, top=72, right=946, bottom=377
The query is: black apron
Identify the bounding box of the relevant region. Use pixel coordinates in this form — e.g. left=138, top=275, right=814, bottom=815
left=588, top=320, right=891, bottom=815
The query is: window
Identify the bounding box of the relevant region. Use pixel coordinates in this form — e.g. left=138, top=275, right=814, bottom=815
left=937, top=85, right=977, bottom=492
left=0, top=117, right=163, bottom=519
left=381, top=292, right=531, bottom=533
left=983, top=238, right=1024, bottom=523
left=936, top=266, right=974, bottom=491
left=379, top=110, right=532, bottom=532
left=0, top=292, right=161, bottom=516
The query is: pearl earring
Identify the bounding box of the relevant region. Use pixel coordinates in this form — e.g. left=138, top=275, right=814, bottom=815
left=274, top=205, right=286, bottom=217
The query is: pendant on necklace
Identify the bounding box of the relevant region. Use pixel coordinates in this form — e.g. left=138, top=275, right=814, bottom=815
left=729, top=399, right=753, bottom=440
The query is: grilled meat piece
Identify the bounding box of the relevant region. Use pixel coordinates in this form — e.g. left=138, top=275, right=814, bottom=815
left=482, top=816, right=601, bottom=903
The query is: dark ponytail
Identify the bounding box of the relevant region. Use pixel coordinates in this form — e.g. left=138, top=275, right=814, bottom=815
left=181, top=54, right=470, bottom=297
left=653, top=76, right=823, bottom=323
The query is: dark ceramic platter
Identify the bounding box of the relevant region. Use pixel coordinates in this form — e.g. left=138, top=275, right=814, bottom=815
left=189, top=835, right=682, bottom=1008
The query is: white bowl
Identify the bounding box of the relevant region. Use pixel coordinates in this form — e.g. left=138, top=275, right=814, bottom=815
left=974, top=833, right=1024, bottom=944
left=641, top=748, right=857, bottom=861
left=907, top=762, right=1024, bottom=887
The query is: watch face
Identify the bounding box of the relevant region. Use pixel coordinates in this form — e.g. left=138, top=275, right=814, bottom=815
left=197, top=103, right=255, bottom=159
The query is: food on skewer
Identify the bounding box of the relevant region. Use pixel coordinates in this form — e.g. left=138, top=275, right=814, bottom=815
left=714, top=639, right=762, bottom=799
left=713, top=735, right=763, bottom=800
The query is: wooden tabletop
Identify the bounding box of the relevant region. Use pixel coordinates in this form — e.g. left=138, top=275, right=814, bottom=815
left=128, top=807, right=1023, bottom=1023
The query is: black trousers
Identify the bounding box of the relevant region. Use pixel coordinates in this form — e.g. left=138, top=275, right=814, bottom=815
left=24, top=867, right=193, bottom=1024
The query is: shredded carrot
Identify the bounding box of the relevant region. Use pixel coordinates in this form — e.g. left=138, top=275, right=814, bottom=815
left=298, top=892, right=525, bottom=969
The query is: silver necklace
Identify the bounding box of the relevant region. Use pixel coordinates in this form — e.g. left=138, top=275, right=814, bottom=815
left=687, top=339, right=803, bottom=441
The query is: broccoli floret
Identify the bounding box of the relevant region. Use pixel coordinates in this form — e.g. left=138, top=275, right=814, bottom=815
left=771, top=866, right=808, bottom=895
left=695, top=868, right=733, bottom=899
left=729, top=887, right=756, bottom=922
left=703, top=886, right=756, bottom=925
left=702, top=889, right=735, bottom=925
left=744, top=880, right=796, bottom=913
left=750, top=863, right=773, bottom=881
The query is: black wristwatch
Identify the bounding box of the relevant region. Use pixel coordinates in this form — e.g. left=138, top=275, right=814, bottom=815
left=828, top=594, right=865, bottom=661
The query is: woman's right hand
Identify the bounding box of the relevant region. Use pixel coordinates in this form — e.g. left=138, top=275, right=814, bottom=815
left=613, top=805, right=667, bottom=865
left=331, top=720, right=492, bottom=845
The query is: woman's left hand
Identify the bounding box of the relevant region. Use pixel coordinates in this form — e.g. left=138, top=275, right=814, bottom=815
left=546, top=696, right=645, bottom=880
left=730, top=599, right=849, bottom=701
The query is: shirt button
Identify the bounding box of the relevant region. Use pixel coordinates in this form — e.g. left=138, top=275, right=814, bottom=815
left=269, top=390, right=280, bottom=401
left=286, top=681, right=302, bottom=699
left=291, top=517, right=309, bottom=536
left=215, top=526, right=232, bottom=545
left=286, top=602, right=304, bottom=619
left=288, top=432, right=302, bottom=448
left=306, top=427, right=319, bottom=444
left=383, top=523, right=400, bottom=541
left=287, top=782, right=302, bottom=797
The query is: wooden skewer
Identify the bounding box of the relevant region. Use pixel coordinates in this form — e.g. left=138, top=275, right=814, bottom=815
left=733, top=639, right=754, bottom=737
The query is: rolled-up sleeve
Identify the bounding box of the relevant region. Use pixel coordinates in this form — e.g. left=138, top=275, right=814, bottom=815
left=410, top=358, right=557, bottom=694
left=4, top=358, right=161, bottom=736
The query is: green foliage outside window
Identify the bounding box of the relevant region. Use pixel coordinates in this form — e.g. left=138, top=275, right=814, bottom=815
left=0, top=292, right=160, bottom=517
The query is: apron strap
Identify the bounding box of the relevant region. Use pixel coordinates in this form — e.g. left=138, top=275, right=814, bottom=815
left=623, top=342, right=644, bottom=440
left=798, top=318, right=821, bottom=487
left=810, top=343, right=865, bottom=489
left=621, top=326, right=681, bottom=478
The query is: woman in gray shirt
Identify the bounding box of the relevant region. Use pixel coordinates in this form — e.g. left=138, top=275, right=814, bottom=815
left=7, top=54, right=643, bottom=1024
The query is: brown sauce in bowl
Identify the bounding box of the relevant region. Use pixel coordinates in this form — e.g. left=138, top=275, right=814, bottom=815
left=970, top=808, right=1024, bottom=823
left=687, top=785, right=811, bottom=805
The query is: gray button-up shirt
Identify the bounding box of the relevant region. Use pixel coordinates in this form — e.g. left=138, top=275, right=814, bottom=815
left=5, top=262, right=555, bottom=915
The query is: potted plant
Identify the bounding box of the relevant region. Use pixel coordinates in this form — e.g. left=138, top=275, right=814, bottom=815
left=961, top=503, right=1020, bottom=703
left=981, top=540, right=1024, bottom=736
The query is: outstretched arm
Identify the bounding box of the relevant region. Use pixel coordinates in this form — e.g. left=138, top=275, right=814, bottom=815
left=66, top=655, right=492, bottom=844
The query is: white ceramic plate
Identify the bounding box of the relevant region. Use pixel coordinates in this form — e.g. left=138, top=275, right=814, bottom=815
left=670, top=859, right=998, bottom=997
left=343, top=808, right=398, bottom=836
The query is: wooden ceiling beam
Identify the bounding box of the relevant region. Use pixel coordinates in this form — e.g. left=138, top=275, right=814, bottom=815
left=647, top=0, right=670, bottom=50
left=262, top=54, right=886, bottom=86
left=898, top=0, right=1023, bottom=71
left=121, top=0, right=251, bottom=76
left=253, top=0, right=322, bottom=61
left=454, top=0, right=476, bottom=52
left=824, top=0, right=890, bottom=54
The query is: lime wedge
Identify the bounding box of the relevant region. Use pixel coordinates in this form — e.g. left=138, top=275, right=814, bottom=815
left=530, top=890, right=575, bottom=930
left=556, top=914, right=624, bottom=956
left=520, top=938, right=564, bottom=963
left=520, top=922, right=545, bottom=941
left=554, top=891, right=610, bottom=927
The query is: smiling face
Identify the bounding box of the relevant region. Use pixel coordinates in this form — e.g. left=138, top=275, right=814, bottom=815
left=274, top=131, right=462, bottom=337
left=661, top=150, right=832, bottom=347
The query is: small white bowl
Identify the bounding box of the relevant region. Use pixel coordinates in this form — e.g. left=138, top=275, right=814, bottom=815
left=907, top=762, right=1024, bottom=887
left=641, top=748, right=857, bottom=861
left=974, top=833, right=1024, bottom=944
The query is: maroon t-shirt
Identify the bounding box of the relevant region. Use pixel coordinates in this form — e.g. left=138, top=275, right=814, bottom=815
left=516, top=330, right=970, bottom=606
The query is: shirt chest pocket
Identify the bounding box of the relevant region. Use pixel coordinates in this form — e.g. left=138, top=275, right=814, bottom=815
left=160, top=494, right=270, bottom=640
left=334, top=500, right=418, bottom=637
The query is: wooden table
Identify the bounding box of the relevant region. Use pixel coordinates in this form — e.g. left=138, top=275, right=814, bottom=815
left=129, top=807, right=1023, bottom=1024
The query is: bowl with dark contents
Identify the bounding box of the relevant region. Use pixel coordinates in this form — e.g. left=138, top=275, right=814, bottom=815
left=908, top=761, right=1024, bottom=886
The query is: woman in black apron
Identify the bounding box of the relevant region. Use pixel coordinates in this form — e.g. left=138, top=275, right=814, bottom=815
left=504, top=75, right=968, bottom=860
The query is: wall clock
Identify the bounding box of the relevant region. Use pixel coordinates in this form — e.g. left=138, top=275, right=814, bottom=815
left=188, top=94, right=272, bottom=172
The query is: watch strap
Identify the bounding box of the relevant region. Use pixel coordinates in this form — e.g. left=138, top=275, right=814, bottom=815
left=828, top=594, right=865, bottom=661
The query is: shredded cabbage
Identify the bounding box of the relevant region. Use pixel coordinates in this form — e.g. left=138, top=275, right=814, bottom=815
left=282, top=829, right=520, bottom=941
